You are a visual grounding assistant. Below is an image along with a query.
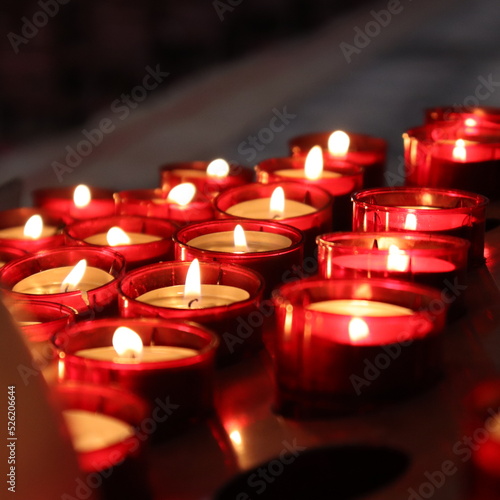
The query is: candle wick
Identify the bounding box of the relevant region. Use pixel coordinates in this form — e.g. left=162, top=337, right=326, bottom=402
left=272, top=214, right=280, bottom=220
left=188, top=298, right=199, bottom=308
left=372, top=239, right=378, bottom=250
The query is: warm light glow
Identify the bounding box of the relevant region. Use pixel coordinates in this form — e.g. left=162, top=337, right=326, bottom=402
left=184, top=258, right=201, bottom=302
left=304, top=145, right=324, bottom=180
left=60, top=259, right=87, bottom=292
left=73, top=184, right=91, bottom=208
left=348, top=317, right=370, bottom=343
left=269, top=186, right=285, bottom=218
left=106, top=227, right=131, bottom=246
left=387, top=244, right=410, bottom=272
left=112, top=326, right=143, bottom=359
left=327, top=130, right=350, bottom=156
left=229, top=430, right=242, bottom=446
left=404, top=213, right=417, bottom=230
left=23, top=215, right=44, bottom=239
left=206, top=158, right=230, bottom=178
left=167, top=183, right=196, bottom=206
left=233, top=224, right=248, bottom=252
left=452, top=139, right=467, bottom=161
left=464, top=118, right=477, bottom=127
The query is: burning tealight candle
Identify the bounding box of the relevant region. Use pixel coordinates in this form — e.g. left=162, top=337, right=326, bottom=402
left=0, top=215, right=57, bottom=240
left=84, top=226, right=162, bottom=246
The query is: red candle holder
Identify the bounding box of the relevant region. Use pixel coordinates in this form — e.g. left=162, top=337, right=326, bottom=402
left=462, top=379, right=500, bottom=500
left=352, top=187, right=488, bottom=266
left=64, top=215, right=177, bottom=270
left=270, top=278, right=448, bottom=418
left=288, top=131, right=387, bottom=188
left=0, top=246, right=28, bottom=267
left=425, top=106, right=500, bottom=125
left=255, top=157, right=363, bottom=231
left=214, top=182, right=332, bottom=258
left=173, top=219, right=304, bottom=298
left=160, top=160, right=254, bottom=200
left=33, top=186, right=116, bottom=222
left=54, top=318, right=219, bottom=442
left=114, top=188, right=214, bottom=226
left=118, top=261, right=265, bottom=363
left=403, top=123, right=500, bottom=200
left=0, top=208, right=66, bottom=252
left=0, top=247, right=125, bottom=319
left=52, top=382, right=152, bottom=500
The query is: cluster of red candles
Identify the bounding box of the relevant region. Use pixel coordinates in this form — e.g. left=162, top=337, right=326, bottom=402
left=1, top=107, right=498, bottom=499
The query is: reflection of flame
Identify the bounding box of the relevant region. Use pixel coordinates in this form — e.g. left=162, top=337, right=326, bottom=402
left=269, top=187, right=285, bottom=218
left=184, top=258, right=201, bottom=303
left=167, top=183, right=196, bottom=206
left=60, top=259, right=87, bottom=292
left=106, top=227, right=131, bottom=246
left=233, top=224, right=248, bottom=252
left=348, top=317, right=369, bottom=343
left=73, top=185, right=91, bottom=208
left=327, top=130, right=350, bottom=156
left=404, top=213, right=417, bottom=231
left=387, top=244, right=410, bottom=272
left=23, top=215, right=43, bottom=239
left=464, top=118, right=477, bottom=127
left=112, top=326, right=143, bottom=359
left=452, top=139, right=467, bottom=162
left=304, top=146, right=324, bottom=180
left=206, top=159, right=230, bottom=177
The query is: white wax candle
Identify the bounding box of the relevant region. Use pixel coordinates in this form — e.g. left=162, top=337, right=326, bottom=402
left=137, top=284, right=250, bottom=309
left=226, top=198, right=315, bottom=219
left=273, top=169, right=341, bottom=179
left=84, top=232, right=162, bottom=245
left=62, top=409, right=135, bottom=453
left=187, top=231, right=292, bottom=253
left=0, top=225, right=57, bottom=239
left=307, top=299, right=414, bottom=316
left=75, top=345, right=198, bottom=363
left=12, top=266, right=114, bottom=294
left=17, top=321, right=42, bottom=326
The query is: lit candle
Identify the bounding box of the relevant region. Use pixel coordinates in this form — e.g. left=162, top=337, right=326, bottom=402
left=136, top=259, right=250, bottom=308
left=83, top=226, right=161, bottom=246
left=0, top=215, right=57, bottom=240
left=328, top=130, right=351, bottom=157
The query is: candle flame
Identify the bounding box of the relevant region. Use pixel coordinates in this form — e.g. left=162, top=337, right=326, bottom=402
left=106, top=226, right=131, bottom=246
left=167, top=183, right=196, bottom=206
left=452, top=139, right=467, bottom=161
left=464, top=118, right=477, bottom=127
left=233, top=224, right=248, bottom=252
left=387, top=244, right=410, bottom=272
left=73, top=185, right=91, bottom=208
left=348, top=317, right=370, bottom=343
left=404, top=213, right=417, bottom=231
left=269, top=186, right=285, bottom=218
left=229, top=430, right=242, bottom=446
left=23, top=215, right=44, bottom=239
left=327, top=130, right=350, bottom=156
left=304, top=145, right=324, bottom=180
left=112, top=326, right=143, bottom=360
left=184, top=258, right=201, bottom=304
left=60, top=259, right=87, bottom=293
left=206, top=158, right=230, bottom=178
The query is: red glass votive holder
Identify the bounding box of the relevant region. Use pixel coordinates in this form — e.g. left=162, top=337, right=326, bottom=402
left=52, top=382, right=152, bottom=500
left=54, top=318, right=219, bottom=442
left=118, top=261, right=265, bottom=363
left=0, top=246, right=125, bottom=319
left=352, top=187, right=488, bottom=266
left=462, top=379, right=500, bottom=500
left=115, top=188, right=214, bottom=227
left=255, top=157, right=363, bottom=231
left=0, top=208, right=65, bottom=252
left=271, top=278, right=448, bottom=418
left=33, top=186, right=116, bottom=222
left=288, top=131, right=387, bottom=188
left=425, top=106, right=500, bottom=125
left=64, top=215, right=177, bottom=270
left=403, top=123, right=500, bottom=200
left=173, top=219, right=304, bottom=298
left=160, top=161, right=254, bottom=200
left=214, top=182, right=333, bottom=258
left=0, top=246, right=28, bottom=268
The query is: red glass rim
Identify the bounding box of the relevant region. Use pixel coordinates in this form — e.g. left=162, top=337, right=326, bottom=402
left=173, top=219, right=304, bottom=257
left=54, top=317, right=220, bottom=369
left=404, top=123, right=500, bottom=144
left=0, top=246, right=29, bottom=262
left=425, top=106, right=500, bottom=123
left=352, top=187, right=489, bottom=212
left=289, top=131, right=387, bottom=153
left=8, top=299, right=76, bottom=323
